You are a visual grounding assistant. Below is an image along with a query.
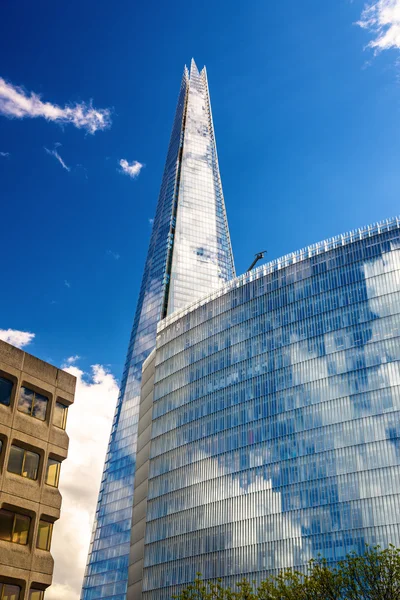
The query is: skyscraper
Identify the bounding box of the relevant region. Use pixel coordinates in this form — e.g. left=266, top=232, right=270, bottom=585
left=81, top=60, right=235, bottom=599
left=128, top=216, right=400, bottom=600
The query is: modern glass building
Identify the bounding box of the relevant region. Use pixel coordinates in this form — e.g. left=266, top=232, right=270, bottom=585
left=130, top=217, right=400, bottom=600
left=81, top=60, right=235, bottom=599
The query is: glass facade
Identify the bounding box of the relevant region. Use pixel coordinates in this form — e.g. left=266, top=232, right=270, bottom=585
left=141, top=217, right=400, bottom=599
left=81, top=60, right=235, bottom=599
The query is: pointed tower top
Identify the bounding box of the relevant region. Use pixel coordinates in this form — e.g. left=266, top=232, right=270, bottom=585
left=190, top=58, right=200, bottom=78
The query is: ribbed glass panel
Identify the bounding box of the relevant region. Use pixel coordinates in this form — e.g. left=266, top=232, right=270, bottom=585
left=142, top=217, right=400, bottom=600
left=81, top=62, right=235, bottom=599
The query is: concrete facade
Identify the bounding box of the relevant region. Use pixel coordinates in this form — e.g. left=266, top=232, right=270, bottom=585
left=127, top=350, right=156, bottom=600
left=0, top=340, right=76, bottom=599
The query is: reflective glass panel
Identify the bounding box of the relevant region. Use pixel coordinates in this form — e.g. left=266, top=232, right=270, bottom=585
left=28, top=589, right=44, bottom=600
left=23, top=450, right=39, bottom=480
left=12, top=514, right=30, bottom=545
left=18, top=386, right=33, bottom=415
left=37, top=520, right=53, bottom=551
left=1, top=584, right=21, bottom=600
left=0, top=509, right=13, bottom=542
left=0, top=376, right=13, bottom=406
left=53, top=402, right=67, bottom=429
left=46, top=459, right=60, bottom=487
left=18, top=387, right=48, bottom=421
left=32, top=393, right=47, bottom=421
left=8, top=446, right=39, bottom=480
left=7, top=445, right=24, bottom=475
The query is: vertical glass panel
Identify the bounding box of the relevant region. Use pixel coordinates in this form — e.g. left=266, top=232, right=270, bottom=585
left=2, top=585, right=21, bottom=600
left=18, top=386, right=33, bottom=415
left=0, top=376, right=13, bottom=406
left=12, top=514, right=30, bottom=545
left=7, top=446, right=24, bottom=476
left=0, top=509, right=13, bottom=541
left=37, top=520, right=53, bottom=551
left=28, top=590, right=44, bottom=600
left=46, top=459, right=61, bottom=487
left=32, top=393, right=47, bottom=421
left=53, top=402, right=68, bottom=429
left=23, top=451, right=39, bottom=480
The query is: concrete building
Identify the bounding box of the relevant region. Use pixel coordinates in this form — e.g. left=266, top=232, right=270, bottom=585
left=0, top=339, right=76, bottom=600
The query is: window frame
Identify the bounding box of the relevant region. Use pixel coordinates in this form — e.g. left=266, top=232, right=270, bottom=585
left=0, top=582, right=21, bottom=600
left=53, top=401, right=68, bottom=430
left=36, top=519, right=53, bottom=551
left=0, top=508, right=30, bottom=546
left=45, top=458, right=61, bottom=488
left=18, top=386, right=48, bottom=422
left=0, top=374, right=14, bottom=408
left=7, top=445, right=40, bottom=481
left=28, top=589, right=44, bottom=600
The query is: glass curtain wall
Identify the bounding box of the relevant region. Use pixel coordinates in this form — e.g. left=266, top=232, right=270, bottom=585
left=81, top=61, right=235, bottom=599
left=142, top=217, right=400, bottom=600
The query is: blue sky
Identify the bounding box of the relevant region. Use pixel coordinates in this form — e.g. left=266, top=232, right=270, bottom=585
left=1, top=0, right=400, bottom=377
left=2, top=1, right=400, bottom=595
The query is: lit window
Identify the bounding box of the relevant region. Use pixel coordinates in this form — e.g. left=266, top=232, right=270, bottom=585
left=0, top=376, right=13, bottom=407
left=28, top=590, right=44, bottom=600
left=45, top=459, right=61, bottom=488
left=37, top=520, right=53, bottom=551
left=0, top=583, right=21, bottom=600
left=0, top=509, right=30, bottom=545
left=53, top=402, right=68, bottom=430
left=8, top=445, right=39, bottom=480
left=18, top=387, right=48, bottom=421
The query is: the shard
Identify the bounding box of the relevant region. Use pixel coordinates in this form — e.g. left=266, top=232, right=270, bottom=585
left=81, top=60, right=235, bottom=599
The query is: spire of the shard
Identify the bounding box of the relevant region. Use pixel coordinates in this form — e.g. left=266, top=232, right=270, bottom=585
left=167, top=59, right=235, bottom=314
left=190, top=57, right=200, bottom=78
left=81, top=61, right=234, bottom=600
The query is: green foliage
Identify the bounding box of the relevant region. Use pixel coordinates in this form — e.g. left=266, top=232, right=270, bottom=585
left=172, top=546, right=400, bottom=600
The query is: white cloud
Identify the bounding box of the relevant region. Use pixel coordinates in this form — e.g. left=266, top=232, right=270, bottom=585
left=106, top=249, right=120, bottom=260
left=45, top=144, right=70, bottom=171
left=47, top=363, right=118, bottom=600
left=66, top=355, right=80, bottom=364
left=64, top=280, right=71, bottom=288
left=148, top=217, right=154, bottom=226
left=358, top=0, right=400, bottom=52
left=119, top=158, right=144, bottom=179
left=0, top=328, right=35, bottom=348
left=0, top=151, right=9, bottom=157
left=0, top=77, right=111, bottom=134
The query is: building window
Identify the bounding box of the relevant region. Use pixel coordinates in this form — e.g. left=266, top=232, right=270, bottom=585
left=53, top=401, right=68, bottom=430
left=0, top=509, right=30, bottom=545
left=45, top=459, right=61, bottom=488
left=8, top=445, right=39, bottom=480
left=28, top=590, right=44, bottom=600
left=0, top=376, right=13, bottom=407
left=0, top=583, right=21, bottom=600
left=18, top=387, right=48, bottom=421
left=37, top=520, right=53, bottom=551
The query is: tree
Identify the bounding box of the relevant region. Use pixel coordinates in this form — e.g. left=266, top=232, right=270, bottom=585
left=172, top=546, right=400, bottom=600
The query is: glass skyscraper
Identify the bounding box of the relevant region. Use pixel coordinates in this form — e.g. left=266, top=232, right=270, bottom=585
left=81, top=60, right=235, bottom=599
left=128, top=217, right=400, bottom=600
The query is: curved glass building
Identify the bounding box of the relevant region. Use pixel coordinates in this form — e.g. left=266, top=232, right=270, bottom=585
left=130, top=217, right=400, bottom=600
